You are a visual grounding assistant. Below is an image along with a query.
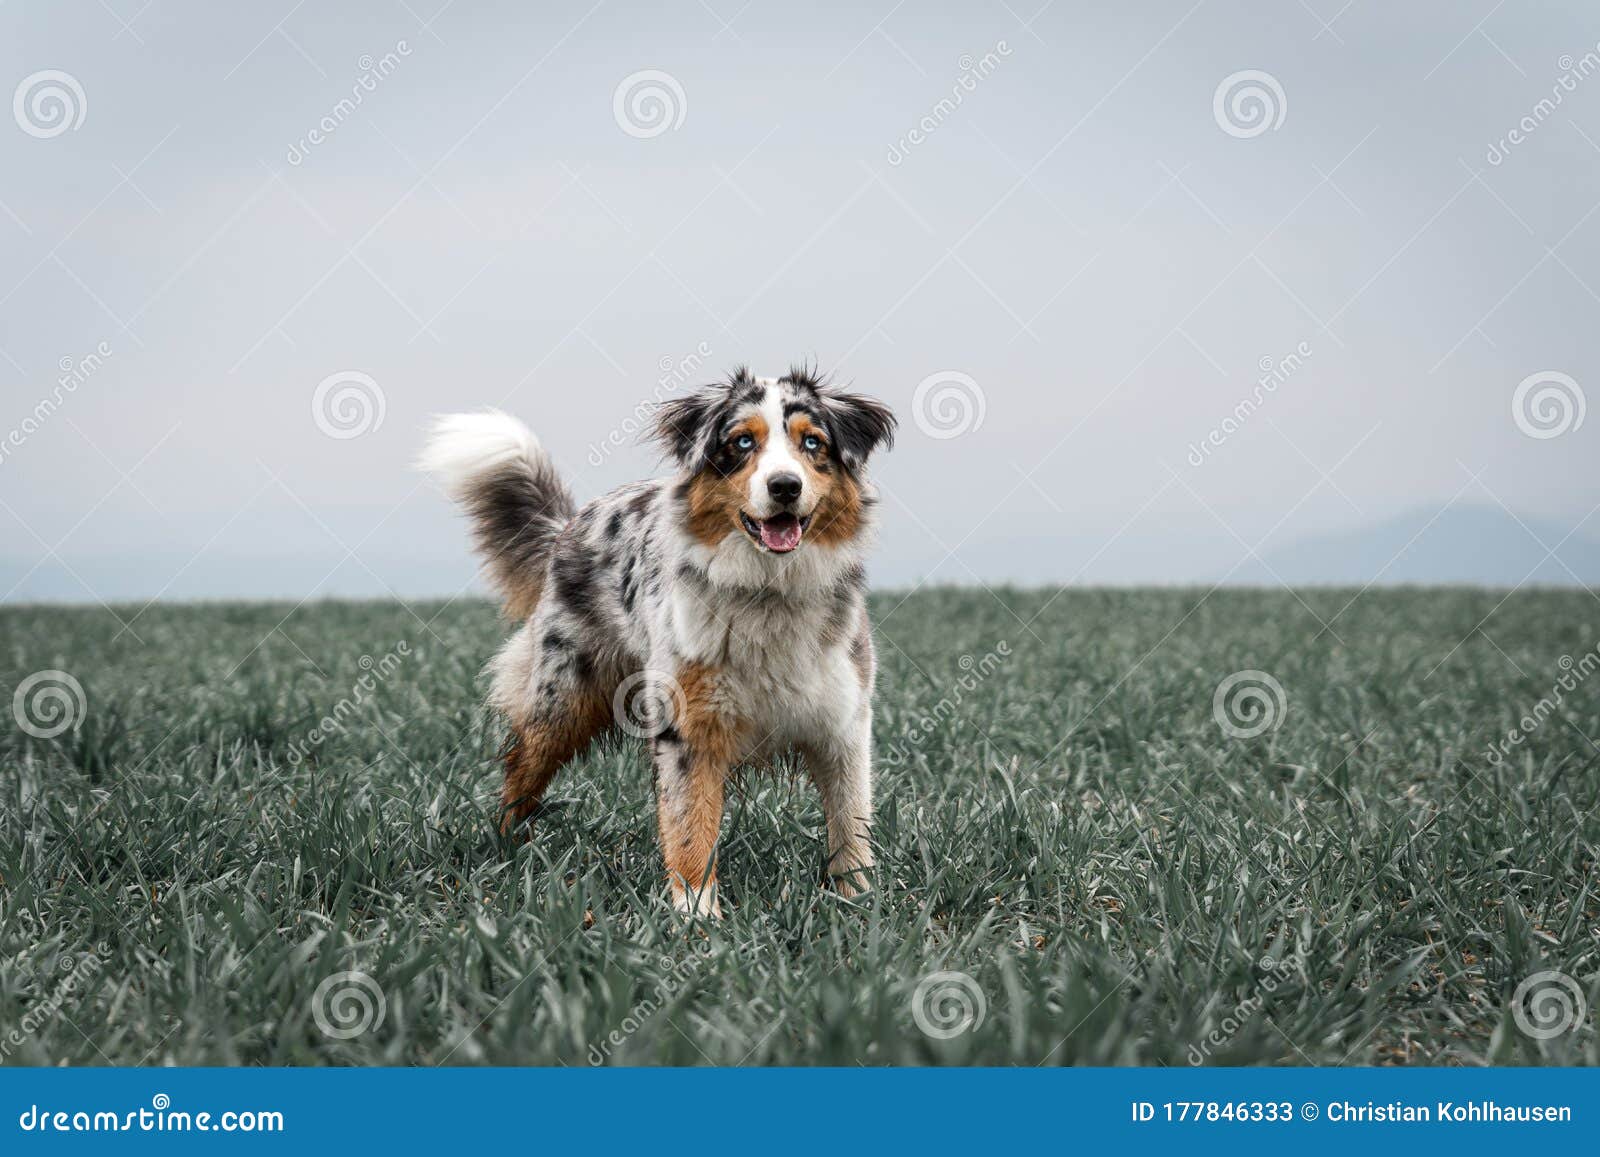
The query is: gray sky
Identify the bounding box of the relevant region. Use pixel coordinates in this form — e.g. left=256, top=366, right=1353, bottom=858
left=2, top=0, right=1598, bottom=603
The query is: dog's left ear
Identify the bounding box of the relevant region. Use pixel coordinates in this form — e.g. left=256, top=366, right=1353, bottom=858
left=821, top=390, right=897, bottom=469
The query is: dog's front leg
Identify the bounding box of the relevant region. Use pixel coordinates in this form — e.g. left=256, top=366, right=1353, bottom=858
left=805, top=718, right=875, bottom=899
left=652, top=664, right=739, bottom=918
left=653, top=738, right=725, bottom=917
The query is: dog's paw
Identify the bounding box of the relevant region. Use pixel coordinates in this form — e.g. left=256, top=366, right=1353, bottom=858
left=827, top=866, right=873, bottom=902
left=671, top=884, right=722, bottom=920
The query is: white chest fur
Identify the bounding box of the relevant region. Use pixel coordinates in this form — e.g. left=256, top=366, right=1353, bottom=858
left=664, top=577, right=866, bottom=749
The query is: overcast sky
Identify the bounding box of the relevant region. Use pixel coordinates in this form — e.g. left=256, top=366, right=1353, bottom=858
left=2, top=0, right=1597, bottom=602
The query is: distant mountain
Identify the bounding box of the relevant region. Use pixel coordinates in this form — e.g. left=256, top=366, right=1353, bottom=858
left=4, top=505, right=1596, bottom=602
left=1242, top=505, right=1600, bottom=586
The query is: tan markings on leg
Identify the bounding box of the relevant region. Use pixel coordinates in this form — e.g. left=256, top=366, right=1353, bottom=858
left=657, top=662, right=743, bottom=915
left=500, top=689, right=611, bottom=836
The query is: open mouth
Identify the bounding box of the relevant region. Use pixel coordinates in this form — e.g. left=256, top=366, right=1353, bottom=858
left=740, top=511, right=811, bottom=553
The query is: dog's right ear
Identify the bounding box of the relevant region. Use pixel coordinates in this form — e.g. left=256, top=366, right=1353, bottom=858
left=650, top=386, right=724, bottom=467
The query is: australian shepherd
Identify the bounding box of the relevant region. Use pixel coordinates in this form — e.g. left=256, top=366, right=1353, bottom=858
left=420, top=366, right=896, bottom=916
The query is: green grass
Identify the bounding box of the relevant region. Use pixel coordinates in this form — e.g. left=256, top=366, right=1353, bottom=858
left=2, top=588, right=1597, bottom=1066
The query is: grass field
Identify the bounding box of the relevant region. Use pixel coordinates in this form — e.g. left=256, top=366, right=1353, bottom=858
left=2, top=588, right=1597, bottom=1066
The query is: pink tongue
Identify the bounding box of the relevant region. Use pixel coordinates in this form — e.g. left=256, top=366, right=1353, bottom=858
left=759, top=515, right=803, bottom=552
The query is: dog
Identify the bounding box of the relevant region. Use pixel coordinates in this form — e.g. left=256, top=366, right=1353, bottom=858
left=420, top=366, right=896, bottom=916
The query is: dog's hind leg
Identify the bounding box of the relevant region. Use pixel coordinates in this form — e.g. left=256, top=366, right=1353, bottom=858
left=501, top=688, right=611, bottom=837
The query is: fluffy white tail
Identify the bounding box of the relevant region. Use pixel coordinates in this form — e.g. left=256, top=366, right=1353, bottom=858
left=419, top=410, right=575, bottom=618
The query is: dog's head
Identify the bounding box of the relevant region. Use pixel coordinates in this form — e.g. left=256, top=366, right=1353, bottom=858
left=652, top=365, right=896, bottom=556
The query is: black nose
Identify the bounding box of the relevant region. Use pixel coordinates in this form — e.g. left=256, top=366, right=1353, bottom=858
left=767, top=472, right=802, bottom=505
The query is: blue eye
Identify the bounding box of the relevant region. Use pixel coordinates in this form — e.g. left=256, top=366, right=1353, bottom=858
left=735, top=434, right=755, bottom=450
left=802, top=434, right=821, bottom=452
